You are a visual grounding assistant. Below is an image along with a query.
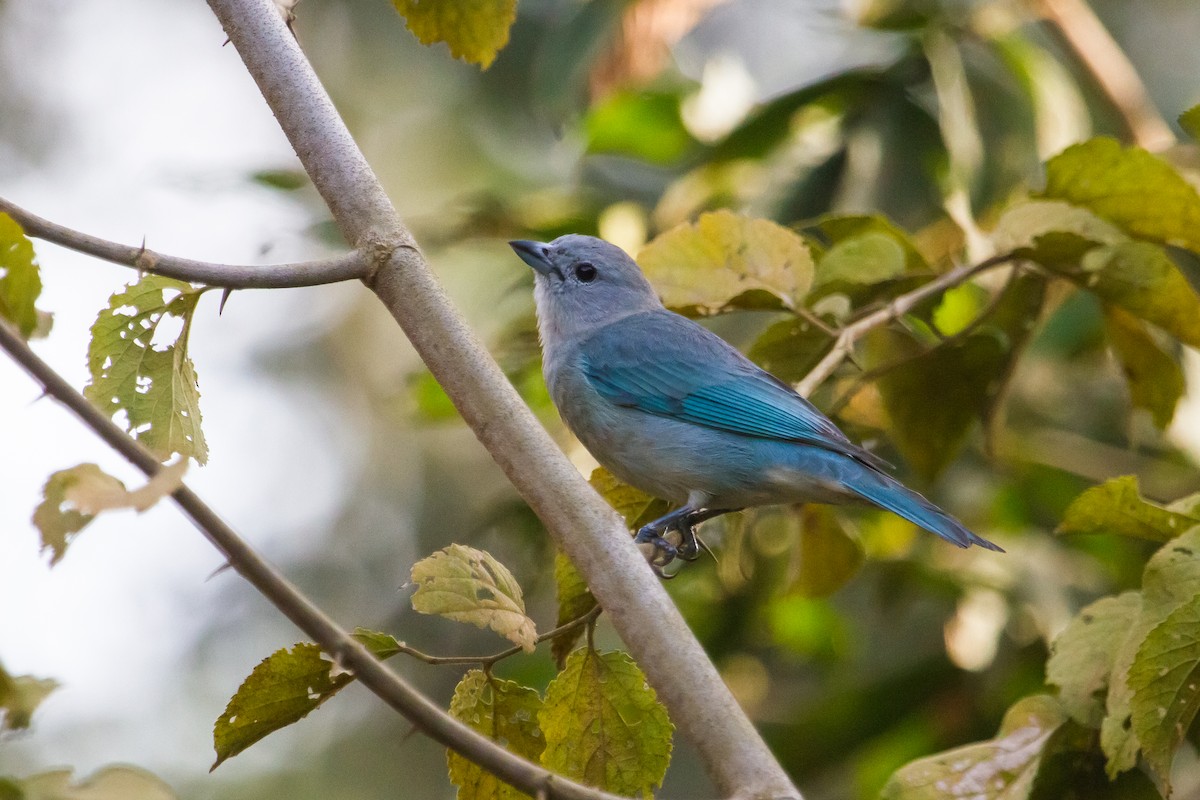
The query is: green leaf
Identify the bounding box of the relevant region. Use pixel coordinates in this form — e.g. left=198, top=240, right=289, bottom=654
left=789, top=506, right=864, bottom=598
left=1026, top=720, right=1160, bottom=800
left=932, top=282, right=989, bottom=337
left=11, top=767, right=177, bottom=800
left=1056, top=475, right=1199, bottom=543
left=1180, top=105, right=1200, bottom=142
left=540, top=649, right=672, bottom=797
left=551, top=550, right=595, bottom=667
left=585, top=90, right=694, bottom=164
left=84, top=276, right=208, bottom=464
left=213, top=644, right=350, bottom=768
left=212, top=635, right=398, bottom=769
left=391, top=0, right=516, bottom=68
left=0, top=213, right=50, bottom=340
left=1042, top=137, right=1200, bottom=254
left=249, top=168, right=308, bottom=191
left=1128, top=597, right=1200, bottom=790
left=1070, top=242, right=1200, bottom=348
left=588, top=467, right=668, bottom=530
left=990, top=199, right=1125, bottom=257
left=746, top=316, right=834, bottom=384
left=447, top=670, right=544, bottom=800
left=1104, top=308, right=1185, bottom=429
left=407, top=370, right=461, bottom=423
left=637, top=210, right=815, bottom=315
left=410, top=544, right=537, bottom=651
left=881, top=695, right=1066, bottom=800
left=0, top=663, right=57, bottom=731
left=1046, top=592, right=1141, bottom=728
left=1102, top=527, right=1200, bottom=777
left=808, top=213, right=928, bottom=288
left=869, top=329, right=1006, bottom=480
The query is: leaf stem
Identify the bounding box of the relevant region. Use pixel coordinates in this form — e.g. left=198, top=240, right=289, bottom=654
left=393, top=606, right=604, bottom=667
left=795, top=252, right=1019, bottom=397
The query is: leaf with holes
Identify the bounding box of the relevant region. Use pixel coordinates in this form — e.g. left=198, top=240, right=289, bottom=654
left=447, top=670, right=544, bottom=800
left=1042, top=137, right=1200, bottom=254
left=1128, top=597, right=1200, bottom=791
left=212, top=634, right=398, bottom=769
left=32, top=464, right=113, bottom=565
left=85, top=276, right=208, bottom=464
left=881, top=695, right=1066, bottom=799
left=392, top=0, right=516, bottom=68
left=0, top=213, right=50, bottom=339
left=638, top=210, right=814, bottom=316
left=1056, top=475, right=1199, bottom=543
left=1046, top=592, right=1141, bottom=727
left=540, top=649, right=672, bottom=798
left=0, top=662, right=57, bottom=731
left=9, top=767, right=177, bottom=800
left=410, top=545, right=537, bottom=652
left=1101, top=527, right=1200, bottom=777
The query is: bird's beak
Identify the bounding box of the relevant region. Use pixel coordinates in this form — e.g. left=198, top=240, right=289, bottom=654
left=508, top=240, right=554, bottom=276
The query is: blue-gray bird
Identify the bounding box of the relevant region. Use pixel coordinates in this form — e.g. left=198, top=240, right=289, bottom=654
left=510, top=235, right=1002, bottom=572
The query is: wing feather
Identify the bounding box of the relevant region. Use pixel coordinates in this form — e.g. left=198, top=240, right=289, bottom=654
left=579, top=312, right=888, bottom=469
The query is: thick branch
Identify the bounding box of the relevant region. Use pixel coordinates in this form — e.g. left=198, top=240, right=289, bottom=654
left=207, top=1, right=798, bottom=798
left=1033, top=0, right=1176, bottom=151
left=795, top=253, right=1016, bottom=397
left=0, top=319, right=622, bottom=800
left=0, top=197, right=367, bottom=288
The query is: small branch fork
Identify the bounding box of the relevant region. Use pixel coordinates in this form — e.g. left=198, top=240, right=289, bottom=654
left=795, top=252, right=1018, bottom=397
left=0, top=198, right=368, bottom=289
left=0, top=320, right=625, bottom=800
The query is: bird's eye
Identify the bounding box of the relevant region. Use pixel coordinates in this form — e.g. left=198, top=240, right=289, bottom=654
left=574, top=263, right=597, bottom=283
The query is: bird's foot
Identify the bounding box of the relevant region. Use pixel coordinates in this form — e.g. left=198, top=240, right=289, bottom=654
left=634, top=525, right=678, bottom=566
left=675, top=523, right=704, bottom=562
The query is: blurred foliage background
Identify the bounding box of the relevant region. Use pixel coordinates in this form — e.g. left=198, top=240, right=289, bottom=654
left=3, top=0, right=1200, bottom=798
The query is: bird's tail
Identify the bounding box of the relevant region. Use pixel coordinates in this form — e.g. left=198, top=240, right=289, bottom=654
left=844, top=468, right=1003, bottom=552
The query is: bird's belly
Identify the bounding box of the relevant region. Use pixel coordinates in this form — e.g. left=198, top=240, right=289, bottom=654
left=560, top=399, right=855, bottom=509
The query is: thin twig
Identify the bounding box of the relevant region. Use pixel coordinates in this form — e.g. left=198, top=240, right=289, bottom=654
left=1031, top=0, right=1176, bottom=151
left=0, top=320, right=623, bottom=800
left=396, top=606, right=603, bottom=667
left=0, top=197, right=368, bottom=289
left=795, top=252, right=1018, bottom=397
left=825, top=266, right=1018, bottom=416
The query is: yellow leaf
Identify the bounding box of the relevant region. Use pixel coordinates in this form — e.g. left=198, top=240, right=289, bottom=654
left=410, top=544, right=537, bottom=651
left=66, top=458, right=187, bottom=515
left=638, top=210, right=814, bottom=315
left=392, top=0, right=517, bottom=68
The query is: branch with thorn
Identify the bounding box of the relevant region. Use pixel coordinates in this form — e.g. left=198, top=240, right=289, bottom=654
left=0, top=198, right=368, bottom=289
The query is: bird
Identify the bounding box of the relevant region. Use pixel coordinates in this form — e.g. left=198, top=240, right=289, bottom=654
left=509, top=234, right=1002, bottom=574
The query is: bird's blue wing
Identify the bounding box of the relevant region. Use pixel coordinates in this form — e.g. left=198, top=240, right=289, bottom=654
left=580, top=312, right=887, bottom=468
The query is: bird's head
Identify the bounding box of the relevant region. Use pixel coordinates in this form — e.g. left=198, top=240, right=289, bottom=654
left=509, top=234, right=662, bottom=340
